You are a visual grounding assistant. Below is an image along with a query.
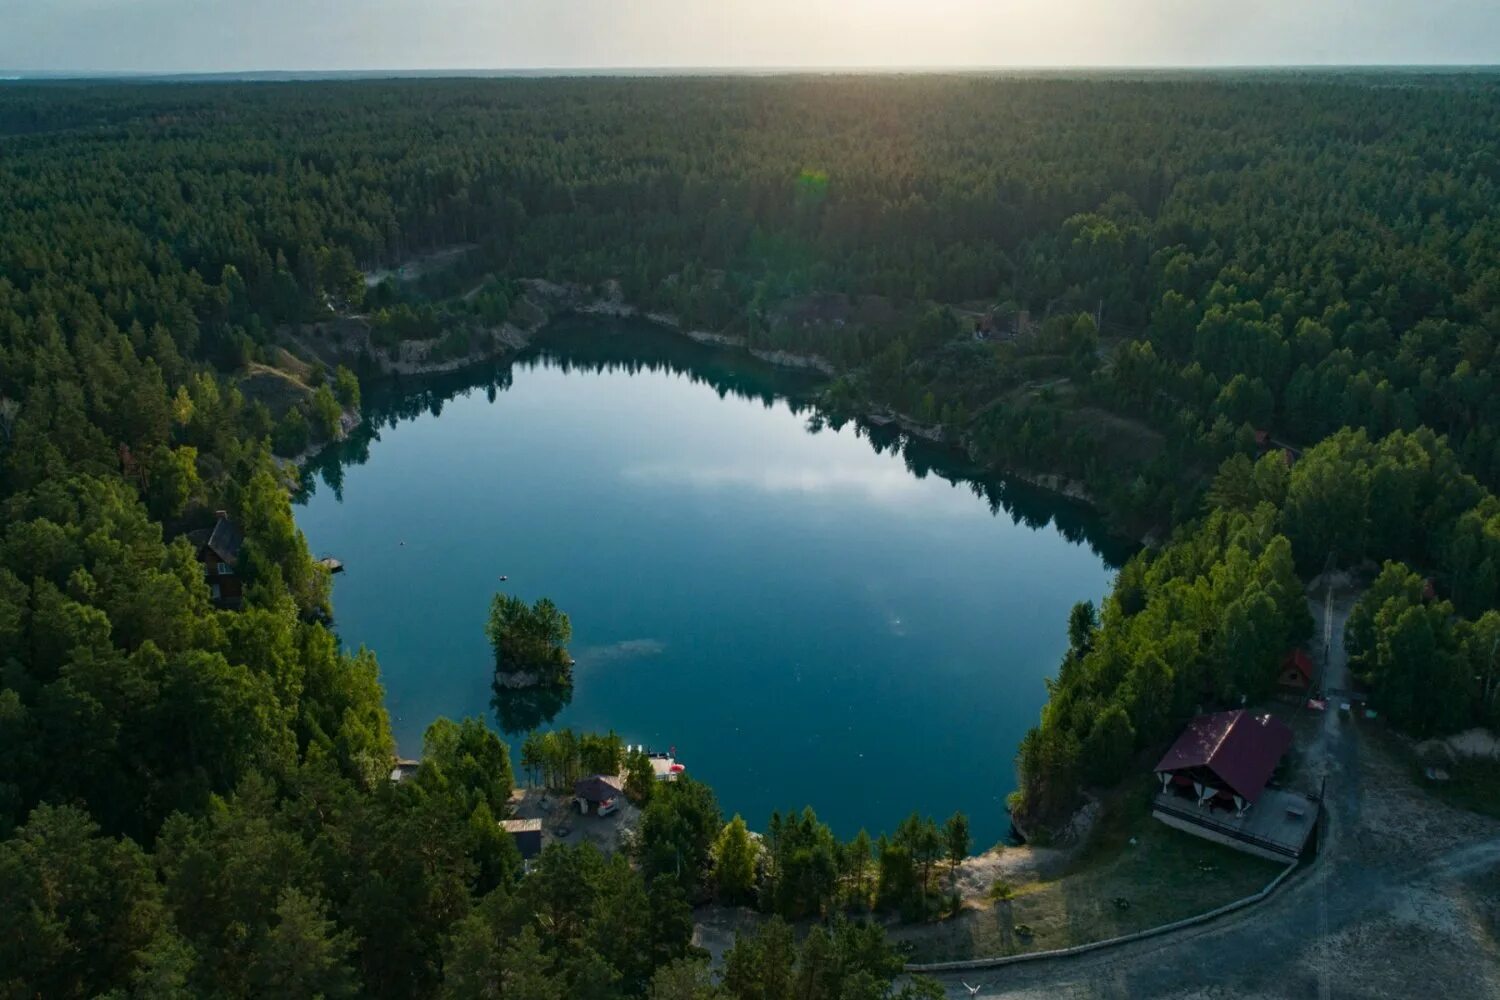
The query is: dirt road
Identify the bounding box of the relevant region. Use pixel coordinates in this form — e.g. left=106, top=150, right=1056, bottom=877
left=933, top=583, right=1500, bottom=998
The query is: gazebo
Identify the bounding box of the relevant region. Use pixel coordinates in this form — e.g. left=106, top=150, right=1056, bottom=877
left=573, top=774, right=624, bottom=815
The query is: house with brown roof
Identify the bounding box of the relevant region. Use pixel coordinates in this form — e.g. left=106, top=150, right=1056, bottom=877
left=1278, top=649, right=1315, bottom=693
left=1155, top=709, right=1291, bottom=813
left=185, top=510, right=244, bottom=607
left=573, top=774, right=624, bottom=816
left=1152, top=709, right=1318, bottom=862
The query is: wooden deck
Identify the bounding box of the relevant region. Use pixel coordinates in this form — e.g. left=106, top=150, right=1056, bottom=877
left=1152, top=787, right=1319, bottom=862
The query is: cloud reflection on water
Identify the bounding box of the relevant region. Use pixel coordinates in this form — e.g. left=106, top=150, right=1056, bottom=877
left=620, top=459, right=974, bottom=513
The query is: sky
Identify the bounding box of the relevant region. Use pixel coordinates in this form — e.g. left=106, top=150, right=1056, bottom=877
left=2, top=0, right=1498, bottom=75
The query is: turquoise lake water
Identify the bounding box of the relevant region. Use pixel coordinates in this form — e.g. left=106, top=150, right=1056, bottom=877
left=295, top=319, right=1127, bottom=846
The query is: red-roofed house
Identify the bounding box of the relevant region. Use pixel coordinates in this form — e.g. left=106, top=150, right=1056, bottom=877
left=1155, top=710, right=1293, bottom=814
left=1278, top=649, right=1315, bottom=692
left=1152, top=710, right=1318, bottom=861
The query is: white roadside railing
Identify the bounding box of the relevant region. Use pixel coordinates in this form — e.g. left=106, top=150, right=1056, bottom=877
left=904, top=858, right=1304, bottom=973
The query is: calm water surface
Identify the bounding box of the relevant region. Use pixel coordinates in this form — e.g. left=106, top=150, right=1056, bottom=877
left=296, top=319, right=1127, bottom=845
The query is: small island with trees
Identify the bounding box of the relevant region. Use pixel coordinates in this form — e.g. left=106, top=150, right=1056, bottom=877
left=487, top=593, right=574, bottom=688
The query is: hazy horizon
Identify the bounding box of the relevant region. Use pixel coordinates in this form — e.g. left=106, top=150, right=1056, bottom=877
left=3, top=1, right=1499, bottom=76
left=7, top=65, right=1500, bottom=83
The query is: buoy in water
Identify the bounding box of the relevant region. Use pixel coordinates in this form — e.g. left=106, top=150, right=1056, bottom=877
left=499, top=575, right=508, bottom=581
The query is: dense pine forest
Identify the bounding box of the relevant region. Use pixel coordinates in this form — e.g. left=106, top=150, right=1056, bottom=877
left=4, top=73, right=1500, bottom=995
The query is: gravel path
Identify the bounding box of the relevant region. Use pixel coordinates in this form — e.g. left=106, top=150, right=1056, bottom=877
left=932, top=584, right=1500, bottom=998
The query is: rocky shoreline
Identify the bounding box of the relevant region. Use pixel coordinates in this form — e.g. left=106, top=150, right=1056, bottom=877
left=866, top=407, right=947, bottom=443
left=1004, top=470, right=1095, bottom=506
left=279, top=403, right=364, bottom=474
left=526, top=279, right=840, bottom=375
left=306, top=272, right=1130, bottom=530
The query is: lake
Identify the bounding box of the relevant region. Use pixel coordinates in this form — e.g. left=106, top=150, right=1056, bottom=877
left=296, top=318, right=1128, bottom=846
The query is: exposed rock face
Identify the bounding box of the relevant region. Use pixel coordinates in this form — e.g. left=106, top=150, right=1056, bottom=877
left=381, top=326, right=534, bottom=376
left=748, top=348, right=838, bottom=376
left=1009, top=794, right=1100, bottom=849
left=1008, top=471, right=1094, bottom=505
left=866, top=408, right=946, bottom=442
left=683, top=329, right=745, bottom=348
left=1059, top=796, right=1102, bottom=846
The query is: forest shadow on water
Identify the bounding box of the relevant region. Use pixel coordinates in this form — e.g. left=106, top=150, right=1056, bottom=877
left=301, top=315, right=1136, bottom=574
left=491, top=680, right=574, bottom=735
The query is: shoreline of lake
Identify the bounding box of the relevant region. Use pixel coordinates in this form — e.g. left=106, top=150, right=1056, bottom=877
left=290, top=277, right=1140, bottom=542
left=294, top=325, right=1122, bottom=845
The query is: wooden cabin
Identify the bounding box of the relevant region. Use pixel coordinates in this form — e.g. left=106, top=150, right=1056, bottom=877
left=1278, top=649, right=1315, bottom=692
left=185, top=510, right=244, bottom=608
left=500, top=818, right=543, bottom=859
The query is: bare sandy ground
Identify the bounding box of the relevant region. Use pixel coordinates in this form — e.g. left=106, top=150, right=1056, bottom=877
left=363, top=244, right=477, bottom=288
left=509, top=785, right=641, bottom=857
left=952, top=843, right=1070, bottom=899
left=1419, top=727, right=1500, bottom=760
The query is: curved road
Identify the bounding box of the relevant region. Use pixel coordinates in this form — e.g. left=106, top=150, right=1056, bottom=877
left=935, top=585, right=1500, bottom=998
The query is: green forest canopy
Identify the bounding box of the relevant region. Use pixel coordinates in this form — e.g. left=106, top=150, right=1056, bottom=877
left=4, top=72, right=1500, bottom=993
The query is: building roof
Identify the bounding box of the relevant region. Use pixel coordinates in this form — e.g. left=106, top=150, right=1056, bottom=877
left=500, top=818, right=542, bottom=833
left=1154, top=710, right=1293, bottom=804
left=574, top=774, right=624, bottom=802
left=205, top=516, right=243, bottom=566
left=1283, top=649, right=1314, bottom=682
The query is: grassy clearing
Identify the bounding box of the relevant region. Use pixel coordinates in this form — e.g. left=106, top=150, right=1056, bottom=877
left=896, top=777, right=1284, bottom=963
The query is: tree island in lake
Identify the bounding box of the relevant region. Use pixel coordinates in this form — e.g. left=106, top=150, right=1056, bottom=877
left=488, top=592, right=575, bottom=686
